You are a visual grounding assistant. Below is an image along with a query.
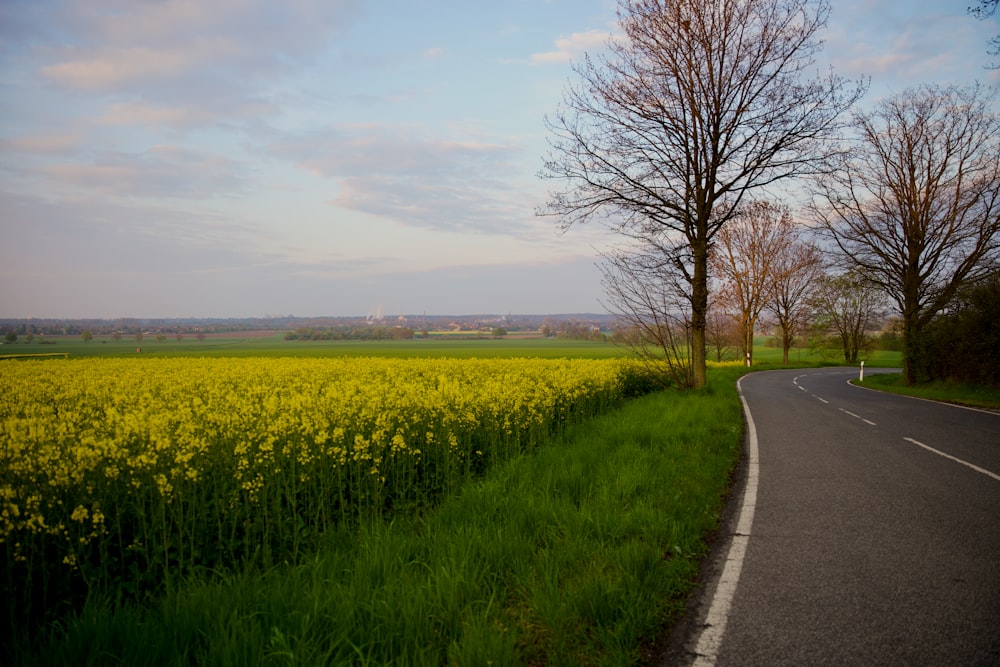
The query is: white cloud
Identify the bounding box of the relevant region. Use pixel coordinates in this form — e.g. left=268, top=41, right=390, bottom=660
left=41, top=43, right=226, bottom=90
left=820, top=3, right=1000, bottom=89
left=36, top=0, right=361, bottom=95
left=2, top=133, right=83, bottom=154
left=43, top=146, right=249, bottom=198
left=97, top=103, right=210, bottom=127
left=273, top=125, right=536, bottom=235
left=0, top=189, right=274, bottom=274
left=531, top=29, right=611, bottom=64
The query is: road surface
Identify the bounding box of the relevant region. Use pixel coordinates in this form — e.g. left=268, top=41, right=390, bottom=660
left=670, top=367, right=1000, bottom=666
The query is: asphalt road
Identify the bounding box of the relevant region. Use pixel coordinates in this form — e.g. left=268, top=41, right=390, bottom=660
left=672, top=367, right=1000, bottom=666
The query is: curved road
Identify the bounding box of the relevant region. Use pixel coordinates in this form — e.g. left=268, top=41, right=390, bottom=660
left=674, top=368, right=1000, bottom=666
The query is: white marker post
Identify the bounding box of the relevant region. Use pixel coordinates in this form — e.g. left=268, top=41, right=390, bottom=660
left=859, top=360, right=865, bottom=382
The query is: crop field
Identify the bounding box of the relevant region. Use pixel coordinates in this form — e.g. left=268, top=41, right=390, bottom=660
left=1, top=334, right=630, bottom=359
left=2, top=336, right=896, bottom=664
left=0, top=355, right=648, bottom=647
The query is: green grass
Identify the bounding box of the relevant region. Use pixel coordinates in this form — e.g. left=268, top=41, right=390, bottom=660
left=4, top=335, right=909, bottom=666
left=13, top=367, right=746, bottom=667
left=858, top=373, right=1000, bottom=411
left=9, top=333, right=907, bottom=368
left=5, top=335, right=629, bottom=359
left=746, top=337, right=903, bottom=369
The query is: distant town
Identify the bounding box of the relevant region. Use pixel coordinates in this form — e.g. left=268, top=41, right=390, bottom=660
left=0, top=313, right=618, bottom=342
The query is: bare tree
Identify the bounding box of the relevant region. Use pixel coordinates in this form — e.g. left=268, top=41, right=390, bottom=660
left=539, top=0, right=863, bottom=388
left=710, top=201, right=795, bottom=366
left=811, top=84, right=1000, bottom=384
left=599, top=242, right=695, bottom=389
left=969, top=0, right=1000, bottom=66
left=706, top=300, right=741, bottom=362
left=810, top=271, right=884, bottom=364
left=767, top=231, right=824, bottom=365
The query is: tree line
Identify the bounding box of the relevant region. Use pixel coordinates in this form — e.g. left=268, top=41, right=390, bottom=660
left=284, top=326, right=417, bottom=341
left=541, top=0, right=1000, bottom=388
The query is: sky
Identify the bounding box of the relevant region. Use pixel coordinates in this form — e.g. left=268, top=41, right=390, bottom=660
left=2, top=0, right=998, bottom=319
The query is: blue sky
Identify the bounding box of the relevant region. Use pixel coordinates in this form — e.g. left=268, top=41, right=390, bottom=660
left=2, top=0, right=997, bottom=318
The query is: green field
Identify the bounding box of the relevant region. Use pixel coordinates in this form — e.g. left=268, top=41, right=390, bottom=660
left=3, top=332, right=906, bottom=366
left=4, top=336, right=910, bottom=665
left=2, top=334, right=631, bottom=359
left=10, top=366, right=747, bottom=666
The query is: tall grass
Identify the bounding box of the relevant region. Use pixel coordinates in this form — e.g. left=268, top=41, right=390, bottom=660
left=13, top=366, right=745, bottom=666
left=858, top=372, right=1000, bottom=410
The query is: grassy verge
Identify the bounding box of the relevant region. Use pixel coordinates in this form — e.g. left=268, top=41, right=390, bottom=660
left=858, top=373, right=1000, bottom=411
left=15, top=367, right=745, bottom=666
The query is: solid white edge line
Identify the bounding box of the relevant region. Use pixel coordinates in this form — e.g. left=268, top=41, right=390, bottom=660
left=903, top=437, right=1000, bottom=482
left=850, top=372, right=1000, bottom=417
left=691, top=375, right=760, bottom=666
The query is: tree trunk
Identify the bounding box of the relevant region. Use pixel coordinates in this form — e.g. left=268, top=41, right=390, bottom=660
left=691, top=237, right=709, bottom=389
left=901, top=316, right=926, bottom=386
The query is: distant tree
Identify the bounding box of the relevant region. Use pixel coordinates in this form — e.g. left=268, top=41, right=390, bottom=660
left=767, top=235, right=824, bottom=365
left=175, top=333, right=184, bottom=342
left=155, top=334, right=166, bottom=343
left=196, top=332, right=206, bottom=342
left=81, top=330, right=93, bottom=343
left=540, top=0, right=864, bottom=388
left=599, top=242, right=694, bottom=389
left=25, top=332, right=34, bottom=343
left=492, top=327, right=508, bottom=337
left=812, top=84, right=1000, bottom=383
left=710, top=201, right=796, bottom=366
left=4, top=331, right=16, bottom=344
left=878, top=318, right=904, bottom=352
left=705, top=303, right=740, bottom=363
left=810, top=271, right=884, bottom=363
left=134, top=332, right=144, bottom=345
left=111, top=332, right=122, bottom=342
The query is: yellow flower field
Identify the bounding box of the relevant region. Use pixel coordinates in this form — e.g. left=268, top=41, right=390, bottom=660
left=1, top=356, right=638, bottom=601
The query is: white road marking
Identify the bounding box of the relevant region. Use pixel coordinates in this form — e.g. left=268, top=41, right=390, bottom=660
left=836, top=408, right=876, bottom=426
left=903, top=437, right=1000, bottom=482
left=816, top=397, right=829, bottom=404
left=692, top=375, right=760, bottom=665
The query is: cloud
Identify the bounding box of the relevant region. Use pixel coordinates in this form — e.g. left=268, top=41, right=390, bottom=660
left=424, top=47, right=445, bottom=59
left=34, top=1, right=361, bottom=97
left=0, top=189, right=275, bottom=275
left=94, top=99, right=276, bottom=128
left=2, top=133, right=83, bottom=154
left=821, top=3, right=1000, bottom=88
left=273, top=125, right=536, bottom=235
left=41, top=44, right=221, bottom=90
left=531, top=29, right=611, bottom=64
left=42, top=146, right=249, bottom=198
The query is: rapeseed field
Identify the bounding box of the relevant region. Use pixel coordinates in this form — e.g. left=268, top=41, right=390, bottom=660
left=1, top=356, right=640, bottom=629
